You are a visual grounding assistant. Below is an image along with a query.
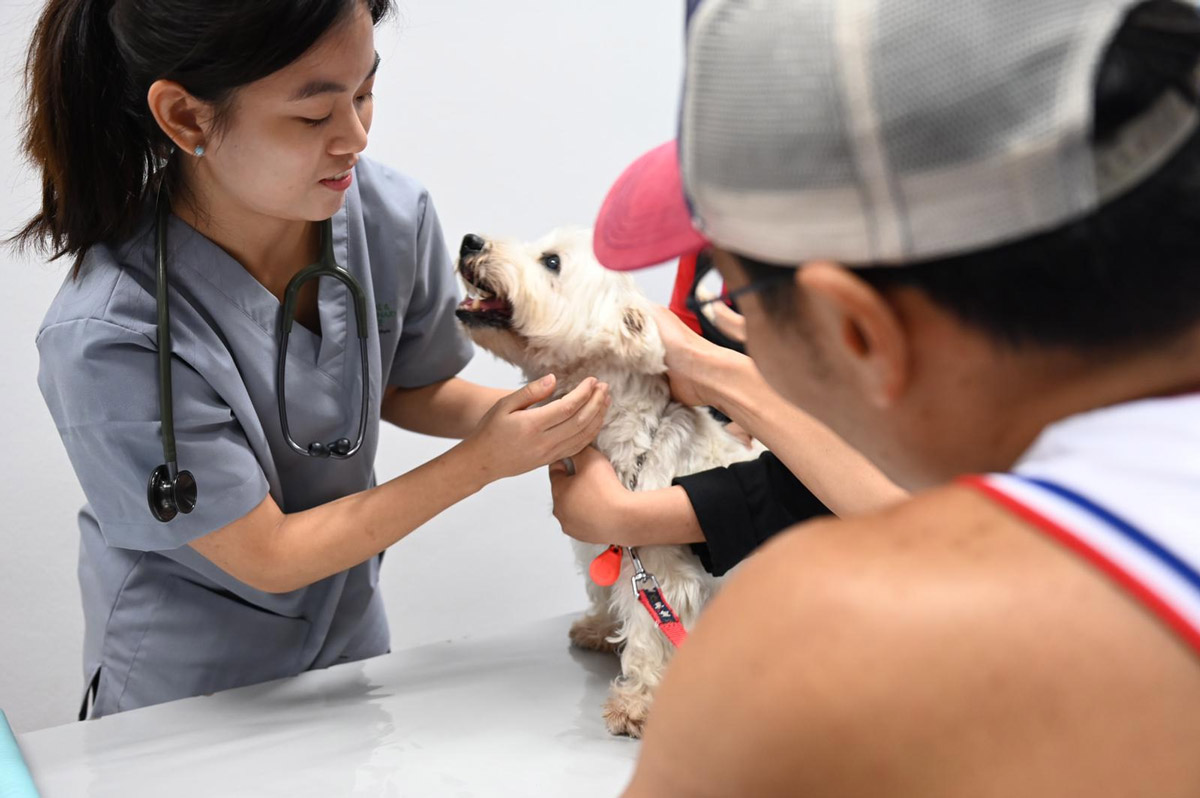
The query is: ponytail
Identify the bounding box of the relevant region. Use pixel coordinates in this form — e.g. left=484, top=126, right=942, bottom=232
left=13, top=0, right=396, bottom=276
left=15, top=0, right=164, bottom=275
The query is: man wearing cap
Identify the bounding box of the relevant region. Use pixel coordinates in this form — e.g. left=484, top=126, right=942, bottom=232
left=582, top=0, right=1200, bottom=793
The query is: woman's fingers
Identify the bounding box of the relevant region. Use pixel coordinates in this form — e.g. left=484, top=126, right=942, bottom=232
left=498, top=373, right=558, bottom=413
left=526, top=377, right=599, bottom=430
left=547, top=378, right=609, bottom=434
left=468, top=378, right=609, bottom=482
left=548, top=390, right=610, bottom=460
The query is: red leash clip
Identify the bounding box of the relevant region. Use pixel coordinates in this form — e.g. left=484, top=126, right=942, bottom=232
left=628, top=547, right=689, bottom=648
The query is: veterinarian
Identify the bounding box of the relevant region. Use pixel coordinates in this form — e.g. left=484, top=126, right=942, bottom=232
left=16, top=0, right=609, bottom=720
left=595, top=0, right=1200, bottom=794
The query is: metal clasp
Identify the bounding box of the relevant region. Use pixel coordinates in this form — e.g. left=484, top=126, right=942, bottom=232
left=628, top=546, right=661, bottom=598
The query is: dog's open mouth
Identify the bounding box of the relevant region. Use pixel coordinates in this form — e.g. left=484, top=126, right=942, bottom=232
left=455, top=274, right=514, bottom=329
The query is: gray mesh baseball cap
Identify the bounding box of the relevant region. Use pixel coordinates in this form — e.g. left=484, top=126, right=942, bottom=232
left=594, top=0, right=1200, bottom=271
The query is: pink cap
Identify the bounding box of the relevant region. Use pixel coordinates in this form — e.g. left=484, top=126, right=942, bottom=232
left=593, top=140, right=710, bottom=272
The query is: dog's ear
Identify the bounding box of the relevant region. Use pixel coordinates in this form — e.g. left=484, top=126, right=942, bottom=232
left=622, top=307, right=646, bottom=337
left=614, top=304, right=666, bottom=373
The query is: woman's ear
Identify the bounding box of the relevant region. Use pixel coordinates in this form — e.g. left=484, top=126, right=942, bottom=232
left=797, top=262, right=909, bottom=407
left=146, top=79, right=212, bottom=154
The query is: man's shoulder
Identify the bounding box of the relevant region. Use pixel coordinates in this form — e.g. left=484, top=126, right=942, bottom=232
left=627, top=486, right=1200, bottom=797
left=753, top=483, right=1200, bottom=694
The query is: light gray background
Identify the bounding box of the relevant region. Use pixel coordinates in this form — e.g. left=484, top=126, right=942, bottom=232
left=0, top=1, right=684, bottom=733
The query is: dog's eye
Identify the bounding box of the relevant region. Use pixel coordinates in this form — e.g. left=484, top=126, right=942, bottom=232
left=540, top=254, right=561, bottom=273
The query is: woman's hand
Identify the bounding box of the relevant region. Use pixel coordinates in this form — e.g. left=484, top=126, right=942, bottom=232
left=464, top=375, right=610, bottom=483
left=548, top=446, right=633, bottom=544
left=549, top=446, right=707, bottom=547
left=650, top=305, right=731, bottom=409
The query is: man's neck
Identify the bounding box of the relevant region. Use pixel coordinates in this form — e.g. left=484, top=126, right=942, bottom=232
left=905, top=319, right=1200, bottom=487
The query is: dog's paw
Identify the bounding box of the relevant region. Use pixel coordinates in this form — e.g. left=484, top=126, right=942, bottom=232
left=603, top=688, right=652, bottom=738
left=569, top=614, right=620, bottom=653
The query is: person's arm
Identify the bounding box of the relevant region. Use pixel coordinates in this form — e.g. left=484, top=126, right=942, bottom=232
left=707, top=360, right=906, bottom=516
left=549, top=447, right=705, bottom=547
left=193, top=376, right=609, bottom=593
left=549, top=447, right=830, bottom=576
left=649, top=305, right=906, bottom=516
left=380, top=377, right=509, bottom=438
left=675, top=451, right=831, bottom=576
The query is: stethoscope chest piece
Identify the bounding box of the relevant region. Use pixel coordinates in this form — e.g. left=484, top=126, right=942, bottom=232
left=147, top=464, right=198, bottom=523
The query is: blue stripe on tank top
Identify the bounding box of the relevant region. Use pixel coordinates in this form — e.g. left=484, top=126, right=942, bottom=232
left=1015, top=475, right=1200, bottom=595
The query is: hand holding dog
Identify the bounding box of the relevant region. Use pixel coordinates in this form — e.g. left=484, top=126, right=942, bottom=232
left=549, top=446, right=707, bottom=548
left=650, top=305, right=731, bottom=410
left=549, top=446, right=631, bottom=544
left=465, top=375, right=610, bottom=483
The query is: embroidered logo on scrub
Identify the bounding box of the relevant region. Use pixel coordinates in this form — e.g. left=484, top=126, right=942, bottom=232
left=376, top=302, right=396, bottom=335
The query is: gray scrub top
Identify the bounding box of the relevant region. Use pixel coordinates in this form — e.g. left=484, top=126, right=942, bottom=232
left=36, top=158, right=474, bottom=718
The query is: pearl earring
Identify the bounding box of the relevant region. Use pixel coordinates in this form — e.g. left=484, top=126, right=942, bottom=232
left=193, top=144, right=206, bottom=157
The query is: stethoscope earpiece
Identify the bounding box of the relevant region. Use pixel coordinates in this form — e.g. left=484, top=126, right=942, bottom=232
left=147, top=464, right=198, bottom=523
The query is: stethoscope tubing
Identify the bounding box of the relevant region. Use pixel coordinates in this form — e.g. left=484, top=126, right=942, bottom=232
left=149, top=184, right=370, bottom=522
left=277, top=222, right=371, bottom=459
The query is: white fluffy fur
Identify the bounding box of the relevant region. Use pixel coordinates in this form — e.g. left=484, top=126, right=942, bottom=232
left=456, top=228, right=759, bottom=737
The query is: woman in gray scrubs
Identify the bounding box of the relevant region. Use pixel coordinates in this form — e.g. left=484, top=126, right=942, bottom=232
left=16, top=0, right=609, bottom=719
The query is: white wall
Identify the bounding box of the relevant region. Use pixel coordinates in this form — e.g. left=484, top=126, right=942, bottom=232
left=0, top=1, right=684, bottom=733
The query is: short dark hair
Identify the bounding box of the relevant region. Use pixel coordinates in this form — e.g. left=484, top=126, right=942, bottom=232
left=13, top=0, right=394, bottom=275
left=740, top=0, right=1200, bottom=352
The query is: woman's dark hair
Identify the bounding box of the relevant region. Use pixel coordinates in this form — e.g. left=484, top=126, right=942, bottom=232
left=13, top=0, right=394, bottom=274
left=741, top=0, right=1200, bottom=353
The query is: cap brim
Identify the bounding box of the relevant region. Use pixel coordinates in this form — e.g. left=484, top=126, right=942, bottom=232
left=593, top=140, right=709, bottom=272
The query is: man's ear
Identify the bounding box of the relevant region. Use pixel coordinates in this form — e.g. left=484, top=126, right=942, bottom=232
left=797, top=262, right=909, bottom=407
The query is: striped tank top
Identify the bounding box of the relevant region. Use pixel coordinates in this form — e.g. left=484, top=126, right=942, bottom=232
left=964, top=392, right=1200, bottom=654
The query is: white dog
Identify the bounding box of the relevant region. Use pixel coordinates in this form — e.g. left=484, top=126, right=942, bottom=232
left=454, top=228, right=759, bottom=737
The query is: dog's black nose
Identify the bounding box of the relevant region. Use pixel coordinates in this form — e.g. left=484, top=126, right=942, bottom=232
left=461, top=233, right=486, bottom=256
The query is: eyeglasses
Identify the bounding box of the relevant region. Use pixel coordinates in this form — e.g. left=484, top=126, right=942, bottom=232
left=684, top=261, right=793, bottom=316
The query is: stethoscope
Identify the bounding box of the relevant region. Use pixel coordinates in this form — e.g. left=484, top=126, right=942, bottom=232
left=147, top=189, right=371, bottom=522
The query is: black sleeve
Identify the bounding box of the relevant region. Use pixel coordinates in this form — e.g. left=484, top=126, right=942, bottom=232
left=673, top=452, right=832, bottom=577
